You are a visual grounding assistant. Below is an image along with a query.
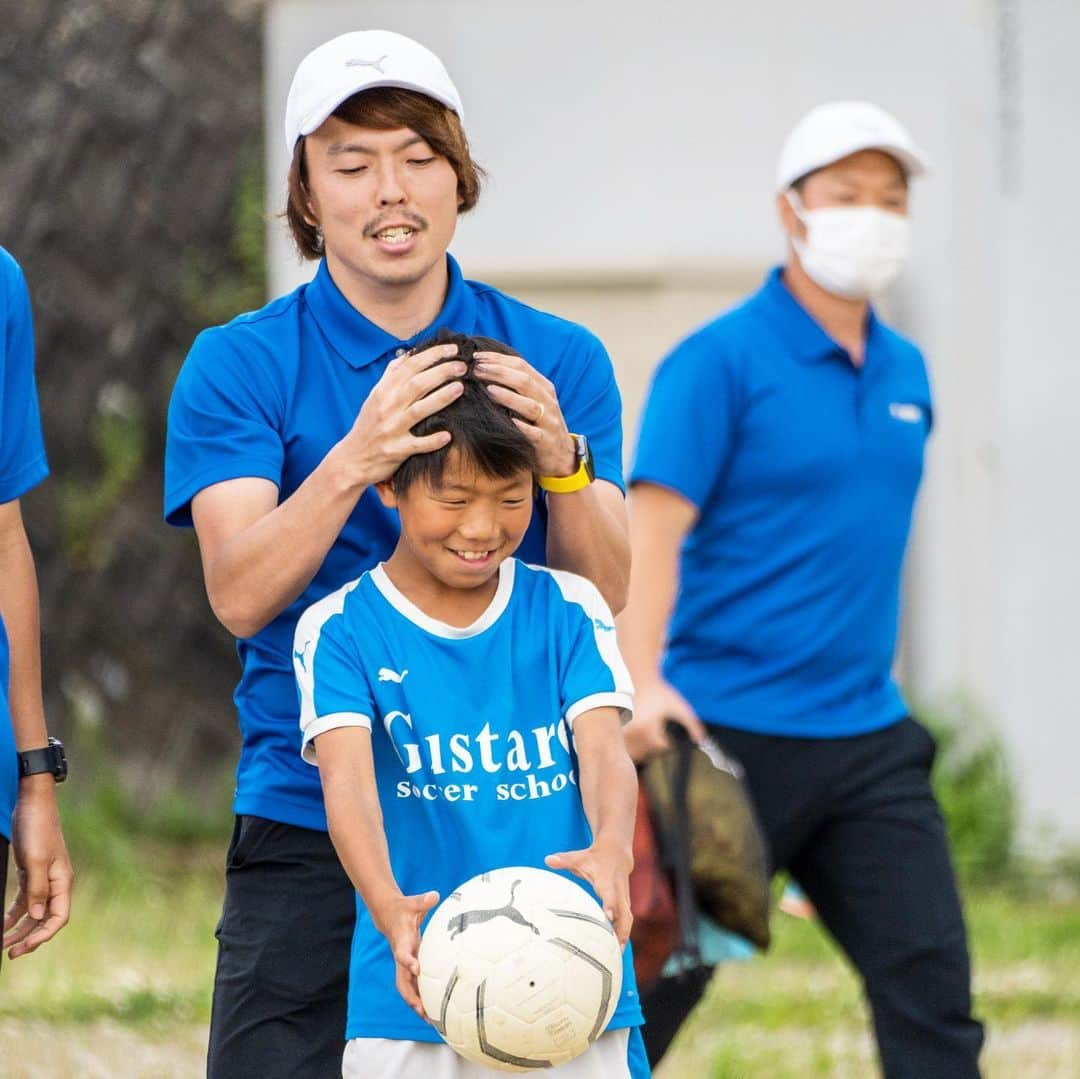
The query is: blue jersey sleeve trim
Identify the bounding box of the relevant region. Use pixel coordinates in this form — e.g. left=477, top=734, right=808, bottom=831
left=0, top=453, right=48, bottom=504
left=625, top=470, right=704, bottom=512
left=164, top=458, right=283, bottom=526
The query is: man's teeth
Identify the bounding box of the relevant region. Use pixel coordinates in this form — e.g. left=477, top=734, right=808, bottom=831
left=376, top=227, right=414, bottom=243
left=455, top=551, right=490, bottom=561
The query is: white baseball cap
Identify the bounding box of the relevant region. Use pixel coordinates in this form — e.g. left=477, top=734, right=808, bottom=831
left=284, top=30, right=464, bottom=154
left=775, top=101, right=929, bottom=192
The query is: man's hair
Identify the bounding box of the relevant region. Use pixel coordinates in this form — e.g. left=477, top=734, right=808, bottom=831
left=286, top=87, right=485, bottom=260
left=392, top=330, right=538, bottom=494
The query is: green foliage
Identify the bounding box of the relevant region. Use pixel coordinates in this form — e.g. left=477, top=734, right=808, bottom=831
left=919, top=709, right=1017, bottom=882
left=180, top=145, right=267, bottom=329
left=58, top=382, right=146, bottom=567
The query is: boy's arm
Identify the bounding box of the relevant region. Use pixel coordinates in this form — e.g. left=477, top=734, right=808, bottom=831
left=314, top=726, right=438, bottom=1017
left=545, top=707, right=637, bottom=945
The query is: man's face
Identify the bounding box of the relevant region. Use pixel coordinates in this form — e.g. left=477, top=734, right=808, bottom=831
left=379, top=452, right=535, bottom=593
left=302, top=117, right=461, bottom=294
left=780, top=149, right=909, bottom=238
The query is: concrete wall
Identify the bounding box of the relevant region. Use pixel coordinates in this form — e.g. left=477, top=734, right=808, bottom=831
left=266, top=0, right=1080, bottom=847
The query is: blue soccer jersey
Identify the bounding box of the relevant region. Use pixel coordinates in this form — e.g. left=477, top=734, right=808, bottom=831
left=0, top=248, right=49, bottom=842
left=293, top=558, right=643, bottom=1043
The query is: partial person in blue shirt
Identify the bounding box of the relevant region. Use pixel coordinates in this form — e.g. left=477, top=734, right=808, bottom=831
left=0, top=247, right=73, bottom=966
left=619, top=104, right=983, bottom=1077
left=164, top=30, right=630, bottom=1077
left=295, top=331, right=647, bottom=1078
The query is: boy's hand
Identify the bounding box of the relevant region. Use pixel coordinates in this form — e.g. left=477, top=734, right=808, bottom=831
left=545, top=837, right=633, bottom=947
left=373, top=890, right=440, bottom=1020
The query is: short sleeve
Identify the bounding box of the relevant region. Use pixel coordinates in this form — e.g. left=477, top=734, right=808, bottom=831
left=164, top=326, right=286, bottom=526
left=546, top=570, right=634, bottom=725
left=554, top=330, right=625, bottom=493
left=629, top=333, right=741, bottom=511
left=294, top=581, right=372, bottom=765
left=0, top=255, right=48, bottom=502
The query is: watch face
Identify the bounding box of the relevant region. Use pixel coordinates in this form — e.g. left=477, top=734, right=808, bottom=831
left=48, top=738, right=68, bottom=782
left=574, top=434, right=596, bottom=481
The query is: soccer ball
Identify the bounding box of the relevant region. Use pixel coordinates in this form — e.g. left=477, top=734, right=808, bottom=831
left=417, top=865, right=623, bottom=1073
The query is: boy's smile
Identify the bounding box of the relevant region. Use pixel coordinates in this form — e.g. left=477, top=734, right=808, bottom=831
left=377, top=450, right=535, bottom=625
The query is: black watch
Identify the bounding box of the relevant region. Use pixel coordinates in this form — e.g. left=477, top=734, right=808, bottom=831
left=17, top=736, right=68, bottom=783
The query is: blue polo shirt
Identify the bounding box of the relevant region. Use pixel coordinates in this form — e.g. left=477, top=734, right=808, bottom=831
left=0, top=248, right=49, bottom=841
left=164, top=255, right=625, bottom=829
left=631, top=267, right=931, bottom=738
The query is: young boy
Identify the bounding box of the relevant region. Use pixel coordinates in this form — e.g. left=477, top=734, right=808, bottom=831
left=294, top=333, right=647, bottom=1078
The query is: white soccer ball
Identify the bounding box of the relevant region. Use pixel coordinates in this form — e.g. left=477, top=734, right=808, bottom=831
left=417, top=865, right=623, bottom=1073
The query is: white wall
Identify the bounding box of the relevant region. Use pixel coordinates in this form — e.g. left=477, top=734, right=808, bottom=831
left=266, top=0, right=1080, bottom=848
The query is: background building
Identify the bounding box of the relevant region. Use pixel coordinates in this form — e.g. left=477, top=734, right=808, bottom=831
left=267, top=0, right=1080, bottom=848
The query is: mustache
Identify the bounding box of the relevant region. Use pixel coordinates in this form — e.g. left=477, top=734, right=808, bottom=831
left=363, top=211, right=428, bottom=238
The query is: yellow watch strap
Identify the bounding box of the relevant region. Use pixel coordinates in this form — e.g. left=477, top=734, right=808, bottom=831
left=538, top=458, right=593, bottom=494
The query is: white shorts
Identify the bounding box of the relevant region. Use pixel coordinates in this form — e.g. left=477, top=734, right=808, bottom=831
left=342, top=1028, right=631, bottom=1078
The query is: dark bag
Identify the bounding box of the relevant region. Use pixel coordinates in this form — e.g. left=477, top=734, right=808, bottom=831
left=640, top=723, right=772, bottom=950
left=627, top=784, right=678, bottom=989
left=629, top=722, right=712, bottom=993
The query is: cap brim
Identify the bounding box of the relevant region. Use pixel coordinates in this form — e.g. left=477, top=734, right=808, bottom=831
left=777, top=138, right=931, bottom=191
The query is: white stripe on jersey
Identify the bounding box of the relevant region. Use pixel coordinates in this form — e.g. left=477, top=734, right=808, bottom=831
left=294, top=576, right=364, bottom=762
left=524, top=564, right=635, bottom=714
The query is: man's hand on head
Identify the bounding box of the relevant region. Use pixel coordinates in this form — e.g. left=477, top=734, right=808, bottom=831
left=473, top=352, right=577, bottom=477
left=343, top=343, right=467, bottom=488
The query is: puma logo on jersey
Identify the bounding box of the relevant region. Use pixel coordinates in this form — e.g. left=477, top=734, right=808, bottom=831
left=294, top=641, right=314, bottom=673
left=346, top=54, right=388, bottom=73
left=592, top=617, right=615, bottom=632
left=447, top=879, right=540, bottom=939
left=378, top=667, right=408, bottom=683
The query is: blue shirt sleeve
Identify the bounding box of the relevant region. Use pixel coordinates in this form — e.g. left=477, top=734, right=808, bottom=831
left=547, top=570, right=634, bottom=725
left=294, top=582, right=373, bottom=764
left=554, top=329, right=625, bottom=492
left=0, top=252, right=48, bottom=503
left=164, top=325, right=286, bottom=526
left=629, top=333, right=742, bottom=511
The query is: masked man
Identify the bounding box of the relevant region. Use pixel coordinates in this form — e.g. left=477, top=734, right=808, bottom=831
left=619, top=102, right=984, bottom=1078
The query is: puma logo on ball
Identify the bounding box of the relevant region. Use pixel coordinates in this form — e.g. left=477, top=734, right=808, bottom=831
left=447, top=880, right=541, bottom=939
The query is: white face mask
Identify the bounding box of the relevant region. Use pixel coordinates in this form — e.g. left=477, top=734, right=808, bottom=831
left=786, top=193, right=910, bottom=299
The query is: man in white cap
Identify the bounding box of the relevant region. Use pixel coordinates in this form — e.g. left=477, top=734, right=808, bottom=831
left=620, top=102, right=984, bottom=1076
left=165, top=30, right=633, bottom=1077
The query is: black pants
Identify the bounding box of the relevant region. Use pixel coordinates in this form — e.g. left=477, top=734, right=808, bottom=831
left=642, top=717, right=984, bottom=1079
left=206, top=815, right=356, bottom=1078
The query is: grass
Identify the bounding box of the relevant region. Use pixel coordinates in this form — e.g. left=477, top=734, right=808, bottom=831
left=2, top=848, right=1078, bottom=1076
left=656, top=881, right=1080, bottom=1079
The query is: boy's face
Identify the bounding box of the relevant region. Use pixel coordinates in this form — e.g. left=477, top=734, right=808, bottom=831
left=378, top=451, right=534, bottom=591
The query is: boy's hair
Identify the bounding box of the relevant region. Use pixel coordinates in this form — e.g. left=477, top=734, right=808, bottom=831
left=393, top=330, right=539, bottom=494
left=286, top=87, right=485, bottom=260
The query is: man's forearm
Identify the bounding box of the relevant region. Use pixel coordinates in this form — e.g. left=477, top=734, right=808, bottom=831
left=0, top=504, right=48, bottom=751
left=196, top=442, right=369, bottom=638
left=616, top=540, right=677, bottom=688
left=616, top=484, right=695, bottom=685
left=545, top=481, right=630, bottom=614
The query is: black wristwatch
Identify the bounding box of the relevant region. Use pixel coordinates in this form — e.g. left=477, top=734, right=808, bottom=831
left=17, top=737, right=68, bottom=783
